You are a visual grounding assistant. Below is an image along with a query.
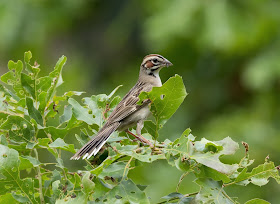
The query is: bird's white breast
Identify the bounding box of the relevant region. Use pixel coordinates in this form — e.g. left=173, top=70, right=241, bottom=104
left=117, top=105, right=150, bottom=131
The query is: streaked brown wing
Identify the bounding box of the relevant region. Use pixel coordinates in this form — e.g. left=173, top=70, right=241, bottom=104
left=107, top=81, right=152, bottom=123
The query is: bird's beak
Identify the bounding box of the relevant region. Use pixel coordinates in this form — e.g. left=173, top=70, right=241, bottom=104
left=164, top=58, right=173, bottom=67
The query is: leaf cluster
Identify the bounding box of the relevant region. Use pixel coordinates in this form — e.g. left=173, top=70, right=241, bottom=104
left=0, top=52, right=279, bottom=204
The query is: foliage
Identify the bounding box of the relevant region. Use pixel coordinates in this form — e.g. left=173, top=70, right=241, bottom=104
left=0, top=52, right=279, bottom=203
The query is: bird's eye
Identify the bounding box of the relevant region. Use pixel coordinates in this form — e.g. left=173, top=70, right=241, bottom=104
left=152, top=59, right=159, bottom=63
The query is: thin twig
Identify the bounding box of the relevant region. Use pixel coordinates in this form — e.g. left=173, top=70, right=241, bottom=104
left=0, top=110, right=24, bottom=117
left=121, top=157, right=133, bottom=181
left=34, top=149, right=44, bottom=204
left=85, top=159, right=95, bottom=169
left=176, top=171, right=191, bottom=192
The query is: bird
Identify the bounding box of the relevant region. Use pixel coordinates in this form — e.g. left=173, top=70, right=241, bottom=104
left=70, top=54, right=173, bottom=160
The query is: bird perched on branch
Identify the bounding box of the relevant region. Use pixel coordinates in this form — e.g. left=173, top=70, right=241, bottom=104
left=71, top=54, right=172, bottom=160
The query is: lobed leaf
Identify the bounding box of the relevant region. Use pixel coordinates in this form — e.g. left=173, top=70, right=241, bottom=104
left=165, top=129, right=239, bottom=175
left=0, top=145, right=37, bottom=203
left=191, top=137, right=239, bottom=175
left=233, top=161, right=280, bottom=186
left=68, top=98, right=95, bottom=125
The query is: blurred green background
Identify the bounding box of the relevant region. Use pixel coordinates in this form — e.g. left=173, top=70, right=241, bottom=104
left=1, top=0, right=280, bottom=203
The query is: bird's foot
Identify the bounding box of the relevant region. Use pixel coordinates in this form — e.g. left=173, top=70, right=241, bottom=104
left=126, top=130, right=154, bottom=148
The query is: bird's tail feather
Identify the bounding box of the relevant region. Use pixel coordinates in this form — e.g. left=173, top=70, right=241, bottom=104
left=70, top=122, right=120, bottom=160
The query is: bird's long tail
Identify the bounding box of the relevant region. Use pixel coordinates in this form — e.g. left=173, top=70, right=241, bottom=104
left=70, top=122, right=120, bottom=160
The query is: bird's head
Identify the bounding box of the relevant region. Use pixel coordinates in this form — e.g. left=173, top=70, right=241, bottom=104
left=140, top=54, right=173, bottom=77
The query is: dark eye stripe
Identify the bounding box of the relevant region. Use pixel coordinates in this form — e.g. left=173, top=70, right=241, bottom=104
left=152, top=59, right=159, bottom=63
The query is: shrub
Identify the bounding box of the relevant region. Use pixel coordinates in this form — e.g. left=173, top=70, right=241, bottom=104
left=0, top=52, right=279, bottom=203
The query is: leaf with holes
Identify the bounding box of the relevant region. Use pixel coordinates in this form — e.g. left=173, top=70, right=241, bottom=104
left=194, top=178, right=234, bottom=204
left=0, top=145, right=37, bottom=203
left=68, top=98, right=95, bottom=125
left=165, top=129, right=239, bottom=175
left=46, top=56, right=67, bottom=103
left=1, top=60, right=25, bottom=99
left=91, top=154, right=123, bottom=176
left=103, top=179, right=149, bottom=203
left=0, top=115, right=35, bottom=143
left=191, top=137, right=239, bottom=175
left=233, top=161, right=280, bottom=186
left=99, top=162, right=127, bottom=180
left=138, top=74, right=187, bottom=138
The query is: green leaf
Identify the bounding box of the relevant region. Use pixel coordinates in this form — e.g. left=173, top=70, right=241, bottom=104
left=194, top=178, right=234, bottom=204
left=197, top=165, right=231, bottom=183
left=82, top=171, right=95, bottom=195
left=191, top=137, right=239, bottom=175
left=64, top=91, right=85, bottom=97
left=0, top=193, right=18, bottom=204
left=91, top=154, right=123, bottom=176
left=52, top=180, right=61, bottom=200
left=26, top=97, right=43, bottom=126
left=83, top=96, right=104, bottom=127
left=21, top=155, right=41, bottom=167
left=36, top=76, right=52, bottom=93
left=38, top=91, right=48, bottom=113
left=107, top=85, right=123, bottom=99
left=0, top=145, right=37, bottom=203
left=138, top=75, right=187, bottom=138
left=165, top=130, right=239, bottom=174
left=99, top=161, right=127, bottom=180
left=0, top=134, right=8, bottom=146
left=23, top=51, right=40, bottom=76
left=233, top=161, right=280, bottom=186
left=21, top=73, right=35, bottom=98
left=245, top=198, right=270, bottom=204
left=0, top=115, right=35, bottom=143
left=24, top=51, right=32, bottom=64
left=49, top=138, right=75, bottom=153
left=103, top=179, right=149, bottom=203
left=92, top=178, right=111, bottom=200
left=44, top=169, right=62, bottom=189
left=143, top=120, right=157, bottom=137
left=45, top=116, right=81, bottom=140
left=46, top=56, right=67, bottom=103
left=1, top=60, right=25, bottom=98
left=60, top=104, right=73, bottom=124
left=75, top=132, right=89, bottom=147
left=68, top=98, right=95, bottom=125
left=19, top=156, right=34, bottom=170
left=45, top=126, right=68, bottom=140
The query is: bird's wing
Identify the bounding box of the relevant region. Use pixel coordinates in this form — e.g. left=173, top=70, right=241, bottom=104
left=107, top=81, right=152, bottom=123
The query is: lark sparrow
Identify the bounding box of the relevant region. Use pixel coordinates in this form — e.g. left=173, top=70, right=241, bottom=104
left=71, top=54, right=172, bottom=160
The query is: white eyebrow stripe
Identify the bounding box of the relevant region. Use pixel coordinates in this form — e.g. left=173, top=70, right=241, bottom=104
left=144, top=56, right=161, bottom=62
